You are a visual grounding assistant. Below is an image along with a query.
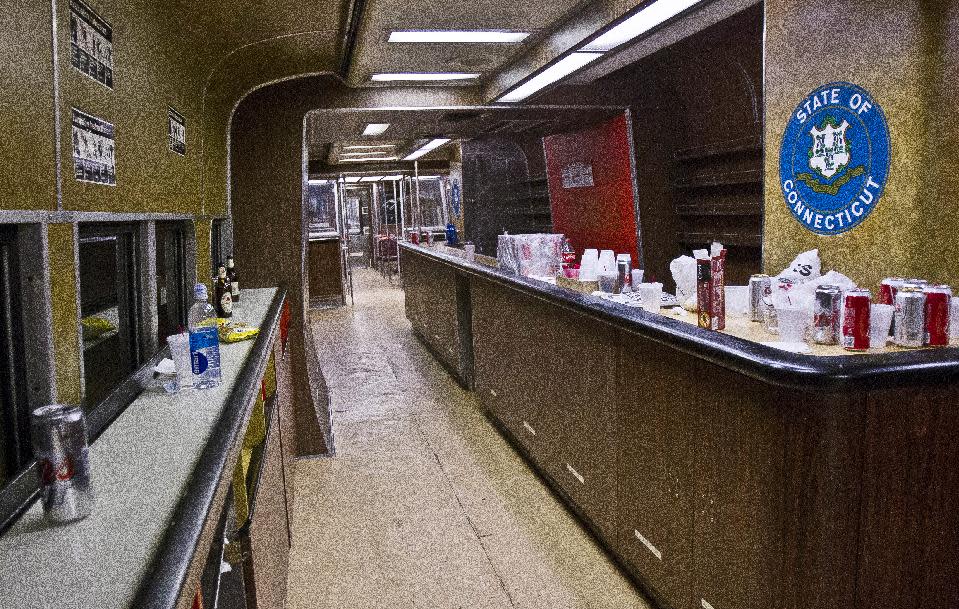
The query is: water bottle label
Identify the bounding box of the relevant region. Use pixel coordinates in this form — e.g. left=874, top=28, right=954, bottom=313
left=190, top=326, right=220, bottom=375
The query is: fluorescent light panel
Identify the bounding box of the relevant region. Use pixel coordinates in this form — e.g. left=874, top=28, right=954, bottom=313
left=497, top=52, right=603, bottom=103
left=341, top=150, right=393, bottom=157
left=404, top=138, right=451, bottom=160
left=362, top=123, right=390, bottom=136
left=345, top=176, right=362, bottom=183
left=341, top=156, right=399, bottom=162
left=371, top=73, right=480, bottom=82
left=307, top=179, right=329, bottom=184
left=343, top=144, right=395, bottom=150
left=381, top=175, right=406, bottom=181
left=388, top=30, right=529, bottom=43
left=583, top=0, right=705, bottom=52
left=360, top=176, right=385, bottom=182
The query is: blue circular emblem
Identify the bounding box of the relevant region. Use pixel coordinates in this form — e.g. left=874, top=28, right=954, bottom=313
left=779, top=82, right=890, bottom=235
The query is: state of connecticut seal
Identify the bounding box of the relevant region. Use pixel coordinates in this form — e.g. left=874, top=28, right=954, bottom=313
left=779, top=82, right=890, bottom=235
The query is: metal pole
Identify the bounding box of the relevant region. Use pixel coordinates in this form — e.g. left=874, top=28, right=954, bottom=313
left=414, top=160, right=422, bottom=237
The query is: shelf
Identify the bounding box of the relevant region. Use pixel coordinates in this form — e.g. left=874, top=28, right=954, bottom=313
left=673, top=169, right=763, bottom=190
left=673, top=136, right=762, bottom=162
left=677, top=232, right=762, bottom=248
left=674, top=203, right=763, bottom=217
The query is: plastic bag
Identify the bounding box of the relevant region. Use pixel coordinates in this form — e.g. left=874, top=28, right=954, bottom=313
left=670, top=255, right=698, bottom=311
left=776, top=248, right=821, bottom=285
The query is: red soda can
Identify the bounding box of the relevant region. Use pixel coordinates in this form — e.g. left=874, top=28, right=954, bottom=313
left=879, top=277, right=905, bottom=305
left=841, top=288, right=871, bottom=351
left=923, top=285, right=952, bottom=346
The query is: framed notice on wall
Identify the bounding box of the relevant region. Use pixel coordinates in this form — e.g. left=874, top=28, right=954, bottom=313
left=72, top=108, right=116, bottom=185
left=69, top=0, right=114, bottom=89
left=561, top=162, right=594, bottom=189
left=168, top=107, right=186, bottom=155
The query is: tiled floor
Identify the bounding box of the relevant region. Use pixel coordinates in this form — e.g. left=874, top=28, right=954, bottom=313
left=287, top=267, right=649, bottom=609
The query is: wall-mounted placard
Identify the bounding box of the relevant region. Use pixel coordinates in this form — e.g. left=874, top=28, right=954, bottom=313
left=561, top=162, right=594, bottom=189
left=779, top=82, right=890, bottom=235
left=72, top=108, right=116, bottom=185
left=69, top=0, right=114, bottom=89
left=168, top=107, right=186, bottom=155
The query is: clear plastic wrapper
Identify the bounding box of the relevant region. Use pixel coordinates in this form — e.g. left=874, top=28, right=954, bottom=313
left=496, top=233, right=564, bottom=277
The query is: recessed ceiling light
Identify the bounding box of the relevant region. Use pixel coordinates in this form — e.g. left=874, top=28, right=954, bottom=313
left=345, top=176, right=362, bottom=183
left=360, top=176, right=385, bottom=182
left=388, top=30, right=529, bottom=43
left=496, top=52, right=603, bottom=103
left=343, top=144, right=396, bottom=150
left=381, top=175, right=406, bottom=181
left=362, top=123, right=390, bottom=136
left=371, top=73, right=480, bottom=82
left=583, top=0, right=705, bottom=52
left=404, top=138, right=451, bottom=160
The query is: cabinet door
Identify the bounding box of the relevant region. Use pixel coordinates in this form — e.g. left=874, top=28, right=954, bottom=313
left=537, top=307, right=619, bottom=541
left=617, top=336, right=695, bottom=609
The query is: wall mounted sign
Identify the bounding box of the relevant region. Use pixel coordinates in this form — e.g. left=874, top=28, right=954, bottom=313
left=780, top=82, right=890, bottom=235
left=561, top=162, right=594, bottom=189
left=69, top=0, right=114, bottom=89
left=168, top=107, right=186, bottom=155
left=72, top=108, right=116, bottom=185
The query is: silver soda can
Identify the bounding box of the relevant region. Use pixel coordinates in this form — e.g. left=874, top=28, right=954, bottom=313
left=813, top=284, right=843, bottom=344
left=894, top=286, right=926, bottom=348
left=31, top=404, right=93, bottom=522
left=749, top=274, right=771, bottom=322
left=616, top=258, right=631, bottom=293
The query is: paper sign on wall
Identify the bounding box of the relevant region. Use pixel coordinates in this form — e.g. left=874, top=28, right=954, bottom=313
left=70, top=0, right=114, bottom=89
left=561, top=162, right=594, bottom=189
left=72, top=108, right=116, bottom=185
left=168, top=107, right=186, bottom=155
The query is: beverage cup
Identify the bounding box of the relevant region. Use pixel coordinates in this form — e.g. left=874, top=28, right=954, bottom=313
left=725, top=286, right=749, bottom=316
left=870, top=304, right=894, bottom=349
left=597, top=271, right=619, bottom=293
left=631, top=269, right=644, bottom=287
left=464, top=243, right=476, bottom=262
left=166, top=332, right=194, bottom=389
left=950, top=297, right=959, bottom=343
left=598, top=250, right=616, bottom=272
left=580, top=249, right=599, bottom=281
left=776, top=306, right=811, bottom=344
left=638, top=282, right=663, bottom=314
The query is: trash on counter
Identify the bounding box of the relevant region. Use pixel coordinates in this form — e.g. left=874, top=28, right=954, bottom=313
left=218, top=320, right=260, bottom=343
left=669, top=255, right=698, bottom=311
left=775, top=248, right=822, bottom=285
left=496, top=233, right=564, bottom=277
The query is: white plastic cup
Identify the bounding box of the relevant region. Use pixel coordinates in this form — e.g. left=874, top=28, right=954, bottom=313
left=166, top=333, right=194, bottom=389
left=950, top=297, right=959, bottom=343
left=776, top=306, right=811, bottom=344
left=464, top=244, right=476, bottom=262
left=870, top=304, right=894, bottom=350
left=638, top=282, right=663, bottom=314
left=631, top=269, right=644, bottom=288
left=580, top=249, right=599, bottom=281
left=598, top=249, right=616, bottom=273
left=724, top=286, right=750, bottom=316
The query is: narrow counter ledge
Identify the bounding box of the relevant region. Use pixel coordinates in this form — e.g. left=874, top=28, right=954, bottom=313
left=0, top=287, right=287, bottom=609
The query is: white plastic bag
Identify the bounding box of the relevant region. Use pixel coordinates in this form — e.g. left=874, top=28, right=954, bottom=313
left=669, top=255, right=698, bottom=310
left=776, top=248, right=822, bottom=285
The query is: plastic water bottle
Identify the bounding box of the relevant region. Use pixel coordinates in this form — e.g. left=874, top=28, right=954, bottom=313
left=188, top=283, right=222, bottom=389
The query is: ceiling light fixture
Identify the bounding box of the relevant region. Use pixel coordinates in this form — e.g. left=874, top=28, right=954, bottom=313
left=496, top=52, right=603, bottom=103
left=582, top=0, right=705, bottom=52
left=403, top=138, right=451, bottom=161
left=362, top=123, right=390, bottom=136
left=360, top=176, right=385, bottom=182
left=381, top=175, right=406, bottom=181
left=307, top=179, right=329, bottom=184
left=371, top=73, right=480, bottom=82
left=341, top=156, right=399, bottom=162
left=388, top=30, right=529, bottom=43
left=345, top=176, right=362, bottom=183
left=341, top=150, right=393, bottom=157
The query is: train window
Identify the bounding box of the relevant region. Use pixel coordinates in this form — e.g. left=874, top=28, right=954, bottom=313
left=0, top=226, right=29, bottom=488
left=78, top=224, right=143, bottom=408
left=156, top=221, right=189, bottom=342
left=307, top=180, right=338, bottom=232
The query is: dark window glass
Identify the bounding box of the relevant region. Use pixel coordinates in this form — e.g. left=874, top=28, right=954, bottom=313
left=79, top=224, right=142, bottom=408
left=0, top=226, right=29, bottom=488
left=156, top=222, right=188, bottom=342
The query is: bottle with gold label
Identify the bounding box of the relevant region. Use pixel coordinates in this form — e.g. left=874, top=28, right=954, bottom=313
left=214, top=264, right=233, bottom=318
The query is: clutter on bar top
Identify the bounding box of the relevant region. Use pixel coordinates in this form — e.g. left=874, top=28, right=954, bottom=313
left=488, top=232, right=959, bottom=354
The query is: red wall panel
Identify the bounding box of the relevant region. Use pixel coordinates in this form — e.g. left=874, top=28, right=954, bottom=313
left=544, top=114, right=638, bottom=260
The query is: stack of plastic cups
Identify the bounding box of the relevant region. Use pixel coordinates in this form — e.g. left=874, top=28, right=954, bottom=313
left=598, top=250, right=616, bottom=273
left=580, top=249, right=599, bottom=281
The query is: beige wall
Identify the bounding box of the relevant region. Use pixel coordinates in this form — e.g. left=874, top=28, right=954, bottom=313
left=763, top=0, right=958, bottom=290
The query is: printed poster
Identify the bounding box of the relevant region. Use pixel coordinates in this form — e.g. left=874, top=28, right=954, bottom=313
left=561, top=162, right=594, bottom=189
left=72, top=108, right=116, bottom=185
left=70, top=0, right=114, bottom=89
left=168, top=107, right=186, bottom=155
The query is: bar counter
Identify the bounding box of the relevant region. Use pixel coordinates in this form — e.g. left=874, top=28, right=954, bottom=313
left=0, top=288, right=292, bottom=609
left=400, top=242, right=959, bottom=609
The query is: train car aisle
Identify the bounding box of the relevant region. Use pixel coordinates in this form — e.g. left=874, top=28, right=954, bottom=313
left=288, top=267, right=647, bottom=609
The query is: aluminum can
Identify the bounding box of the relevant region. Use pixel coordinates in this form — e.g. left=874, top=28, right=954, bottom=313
left=894, top=286, right=926, bottom=348
left=31, top=404, right=93, bottom=522
left=923, top=285, right=952, bottom=346
left=878, top=277, right=906, bottom=305
left=813, top=284, right=842, bottom=345
left=616, top=258, right=631, bottom=293
left=697, top=258, right=712, bottom=329
left=749, top=274, right=771, bottom=322
left=840, top=288, right=871, bottom=351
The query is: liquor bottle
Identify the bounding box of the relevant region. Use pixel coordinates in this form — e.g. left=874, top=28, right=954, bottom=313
left=226, top=255, right=240, bottom=303
left=214, top=264, right=233, bottom=318
left=188, top=284, right=222, bottom=389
